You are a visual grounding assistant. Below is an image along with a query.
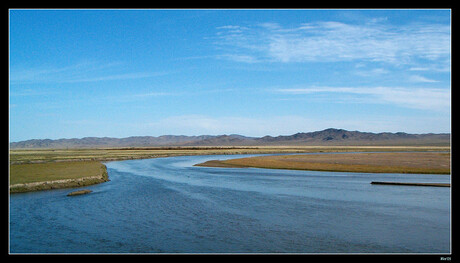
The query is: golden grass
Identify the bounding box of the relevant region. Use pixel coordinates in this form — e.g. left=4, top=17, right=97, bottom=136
left=196, top=152, right=451, bottom=174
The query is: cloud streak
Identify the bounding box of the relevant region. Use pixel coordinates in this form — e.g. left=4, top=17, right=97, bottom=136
left=409, top=75, right=439, bottom=83
left=214, top=20, right=450, bottom=66
left=10, top=61, right=169, bottom=84
left=276, top=86, right=450, bottom=111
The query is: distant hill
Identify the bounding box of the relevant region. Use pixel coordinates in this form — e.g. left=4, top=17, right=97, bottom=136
left=252, top=128, right=450, bottom=146
left=9, top=128, right=450, bottom=149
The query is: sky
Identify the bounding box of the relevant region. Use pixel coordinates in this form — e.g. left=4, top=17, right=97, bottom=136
left=9, top=9, right=451, bottom=142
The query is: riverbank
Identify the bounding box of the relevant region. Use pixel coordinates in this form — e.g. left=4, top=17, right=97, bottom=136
left=195, top=152, right=451, bottom=174
left=9, top=146, right=450, bottom=193
left=9, top=161, right=109, bottom=193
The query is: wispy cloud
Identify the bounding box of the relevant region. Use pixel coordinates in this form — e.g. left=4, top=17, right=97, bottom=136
left=275, top=86, right=450, bottom=111
left=408, top=75, right=439, bottom=83
left=354, top=67, right=390, bottom=77
left=409, top=65, right=450, bottom=72
left=63, top=71, right=169, bottom=83
left=9, top=88, right=56, bottom=97
left=132, top=91, right=183, bottom=98
left=216, top=54, right=260, bottom=63
left=10, top=61, right=170, bottom=84
left=213, top=20, right=450, bottom=66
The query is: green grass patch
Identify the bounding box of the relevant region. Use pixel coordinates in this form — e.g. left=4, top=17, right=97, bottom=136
left=10, top=161, right=106, bottom=185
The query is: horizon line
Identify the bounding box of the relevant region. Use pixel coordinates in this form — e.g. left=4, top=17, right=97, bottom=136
left=9, top=128, right=451, bottom=143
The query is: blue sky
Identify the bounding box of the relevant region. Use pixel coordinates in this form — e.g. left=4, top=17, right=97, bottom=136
left=9, top=9, right=451, bottom=141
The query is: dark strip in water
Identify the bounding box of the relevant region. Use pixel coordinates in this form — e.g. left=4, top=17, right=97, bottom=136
left=371, top=181, right=450, bottom=187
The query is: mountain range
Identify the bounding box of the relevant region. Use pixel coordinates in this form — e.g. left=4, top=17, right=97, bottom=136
left=9, top=128, right=450, bottom=149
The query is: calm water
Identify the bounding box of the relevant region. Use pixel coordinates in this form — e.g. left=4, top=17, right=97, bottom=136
left=9, top=154, right=451, bottom=253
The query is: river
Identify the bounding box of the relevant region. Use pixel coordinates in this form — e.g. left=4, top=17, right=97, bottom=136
left=9, top=154, right=451, bottom=253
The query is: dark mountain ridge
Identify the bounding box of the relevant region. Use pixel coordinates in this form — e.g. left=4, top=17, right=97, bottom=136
left=9, top=128, right=450, bottom=149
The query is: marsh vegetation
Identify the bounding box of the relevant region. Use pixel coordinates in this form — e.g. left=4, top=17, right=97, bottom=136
left=196, top=151, right=450, bottom=174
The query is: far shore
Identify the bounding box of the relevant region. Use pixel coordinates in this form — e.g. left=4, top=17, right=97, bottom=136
left=9, top=145, right=449, bottom=164
left=195, top=152, right=451, bottom=175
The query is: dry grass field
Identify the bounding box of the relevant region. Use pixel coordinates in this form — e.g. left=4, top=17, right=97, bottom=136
left=196, top=152, right=451, bottom=174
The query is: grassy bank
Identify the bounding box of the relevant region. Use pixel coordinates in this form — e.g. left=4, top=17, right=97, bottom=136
left=195, top=152, right=451, bottom=174
left=9, top=161, right=109, bottom=193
